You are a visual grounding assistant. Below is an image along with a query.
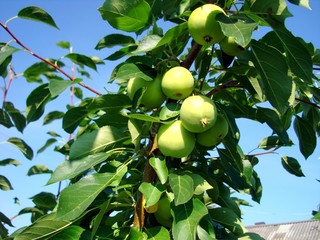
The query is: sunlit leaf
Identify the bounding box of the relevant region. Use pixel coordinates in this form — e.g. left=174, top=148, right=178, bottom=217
left=64, top=53, right=97, bottom=70
left=149, top=156, right=168, bottom=184
left=18, top=6, right=59, bottom=29
left=116, top=63, right=154, bottom=81
left=49, top=78, right=82, bottom=97
left=27, top=165, right=52, bottom=176
left=172, top=198, right=208, bottom=240
left=155, top=22, right=188, bottom=49
left=0, top=45, right=20, bottom=65
left=7, top=137, right=33, bottom=160
left=145, top=226, right=170, bottom=239
left=0, top=175, right=13, bottom=191
left=169, top=173, right=194, bottom=206
left=0, top=158, right=20, bottom=167
left=31, top=192, right=56, bottom=210
left=98, top=0, right=151, bottom=32
left=56, top=41, right=70, bottom=49
left=56, top=166, right=127, bottom=220
left=288, top=0, right=311, bottom=9
left=139, top=182, right=165, bottom=207
left=159, top=103, right=181, bottom=121
left=131, top=35, right=162, bottom=54
left=281, top=156, right=305, bottom=177
left=127, top=113, right=161, bottom=123
left=69, top=126, right=129, bottom=160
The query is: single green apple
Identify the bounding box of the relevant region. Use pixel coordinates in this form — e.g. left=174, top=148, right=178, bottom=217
left=161, top=66, right=194, bottom=100
left=196, top=114, right=229, bottom=147
left=219, top=36, right=246, bottom=56
left=127, top=75, right=166, bottom=109
left=188, top=4, right=226, bottom=45
left=180, top=95, right=217, bottom=133
left=154, top=195, right=172, bottom=227
left=157, top=120, right=196, bottom=158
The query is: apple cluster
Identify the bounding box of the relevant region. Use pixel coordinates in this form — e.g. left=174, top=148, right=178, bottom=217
left=188, top=3, right=246, bottom=56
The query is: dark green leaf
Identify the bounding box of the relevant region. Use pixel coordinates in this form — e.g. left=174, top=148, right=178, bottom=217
left=37, top=138, right=57, bottom=154
left=18, top=6, right=59, bottom=29
left=169, top=173, right=194, bottom=206
left=14, top=213, right=72, bottom=240
left=293, top=116, right=316, bottom=159
left=159, top=103, right=181, bottom=121
left=43, top=111, right=64, bottom=125
left=281, top=156, right=305, bottom=177
left=149, top=156, right=168, bottom=184
left=56, top=166, right=127, bottom=220
left=69, top=126, right=129, bottom=160
left=0, top=175, right=13, bottom=191
left=95, top=34, right=135, bottom=49
left=64, top=53, right=97, bottom=70
left=105, top=45, right=138, bottom=61
left=87, top=94, right=132, bottom=113
left=0, top=45, right=20, bottom=65
left=145, top=226, right=170, bottom=239
left=27, top=165, right=52, bottom=176
left=0, top=211, right=14, bottom=227
left=26, top=83, right=52, bottom=123
left=0, top=108, right=14, bottom=128
left=31, top=192, right=56, bottom=210
left=209, top=207, right=245, bottom=236
left=7, top=137, right=33, bottom=160
left=258, top=136, right=293, bottom=150
left=98, top=0, right=151, bottom=32
left=0, top=158, right=20, bottom=166
left=23, top=61, right=59, bottom=83
left=172, top=198, right=208, bottom=240
left=155, top=22, right=188, bottom=49
left=313, top=49, right=320, bottom=66
left=4, top=101, right=26, bottom=132
left=251, top=40, right=291, bottom=114
left=62, top=106, right=88, bottom=134
left=47, top=225, right=85, bottom=240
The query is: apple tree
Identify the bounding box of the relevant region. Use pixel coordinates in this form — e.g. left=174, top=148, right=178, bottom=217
left=0, top=0, right=319, bottom=239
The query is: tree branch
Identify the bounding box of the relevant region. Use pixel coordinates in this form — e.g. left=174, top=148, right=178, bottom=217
left=0, top=22, right=102, bottom=96
left=295, top=97, right=320, bottom=109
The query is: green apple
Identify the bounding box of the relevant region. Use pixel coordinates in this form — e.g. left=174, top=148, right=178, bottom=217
left=180, top=95, right=217, bottom=133
left=127, top=75, right=166, bottom=109
left=161, top=66, right=194, bottom=100
left=157, top=120, right=195, bottom=158
left=188, top=4, right=226, bottom=45
left=154, top=195, right=172, bottom=227
left=196, top=114, right=229, bottom=147
left=219, top=36, right=246, bottom=56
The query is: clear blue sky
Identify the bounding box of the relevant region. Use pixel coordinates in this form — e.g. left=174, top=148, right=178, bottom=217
left=1, top=0, right=319, bottom=233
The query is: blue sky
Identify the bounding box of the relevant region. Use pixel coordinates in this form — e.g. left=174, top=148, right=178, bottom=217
left=1, top=0, right=319, bottom=233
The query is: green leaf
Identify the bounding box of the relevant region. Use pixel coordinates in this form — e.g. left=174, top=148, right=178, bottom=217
left=169, top=173, right=194, bottom=206
left=47, top=152, right=119, bottom=184
left=0, top=158, right=20, bottom=167
left=270, top=24, right=313, bottom=83
left=155, top=22, right=188, bottom=49
left=0, top=211, right=14, bottom=227
left=127, top=113, right=161, bottom=123
left=217, top=14, right=258, bottom=47
left=238, top=232, right=265, bottom=240
left=0, top=175, right=13, bottom=191
left=0, top=45, right=20, bottom=65
left=258, top=136, right=293, bottom=150
left=64, top=53, right=97, bottom=70
left=209, top=207, right=246, bottom=236
left=49, top=78, right=82, bottom=97
left=105, top=45, right=138, bottom=61
left=159, top=103, right=181, bottom=121
left=293, top=116, right=316, bottom=159
left=98, top=0, right=151, bottom=32
left=0, top=108, right=14, bottom=128
left=139, top=182, right=166, bottom=207
left=90, top=199, right=110, bottom=239
left=251, top=40, right=291, bottom=114
left=69, top=126, right=129, bottom=160
left=149, top=156, right=168, bottom=184
left=43, top=111, right=64, bottom=125
left=27, top=164, right=52, bottom=176
left=14, top=213, right=72, bottom=240
left=7, top=137, right=33, bottom=160
left=87, top=94, right=132, bottom=113
left=56, top=166, right=127, bottom=220
left=62, top=106, right=88, bottom=134
left=145, top=226, right=170, bottom=239
left=26, top=83, right=52, bottom=123
left=281, top=156, right=305, bottom=177
left=56, top=41, right=70, bottom=49
left=131, top=35, right=162, bottom=54
left=18, top=6, right=59, bottom=29
left=23, top=61, right=60, bottom=83
left=95, top=34, right=135, bottom=49
left=288, top=0, right=311, bottom=9
left=116, top=63, right=154, bottom=81
left=4, top=101, right=26, bottom=133
left=47, top=225, right=85, bottom=240
left=172, top=198, right=208, bottom=240
left=31, top=192, right=56, bottom=210
left=37, top=138, right=57, bottom=154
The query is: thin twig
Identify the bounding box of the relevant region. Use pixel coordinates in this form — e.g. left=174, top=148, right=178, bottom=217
left=295, top=97, right=320, bottom=109
left=0, top=22, right=102, bottom=96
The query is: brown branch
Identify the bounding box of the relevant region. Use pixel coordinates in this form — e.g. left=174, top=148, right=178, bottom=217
left=0, top=22, right=102, bottom=96
left=206, top=80, right=242, bottom=97
left=295, top=97, right=320, bottom=109
left=180, top=42, right=202, bottom=69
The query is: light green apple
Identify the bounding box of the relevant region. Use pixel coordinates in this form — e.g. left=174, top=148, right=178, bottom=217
left=188, top=4, right=226, bottom=45
left=219, top=36, right=246, bottom=56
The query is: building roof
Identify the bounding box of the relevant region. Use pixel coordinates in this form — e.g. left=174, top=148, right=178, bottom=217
left=246, top=219, right=320, bottom=240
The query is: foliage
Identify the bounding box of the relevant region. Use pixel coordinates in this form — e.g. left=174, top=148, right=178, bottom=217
left=0, top=0, right=319, bottom=239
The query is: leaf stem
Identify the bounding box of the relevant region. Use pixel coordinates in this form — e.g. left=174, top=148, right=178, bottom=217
left=0, top=22, right=102, bottom=96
